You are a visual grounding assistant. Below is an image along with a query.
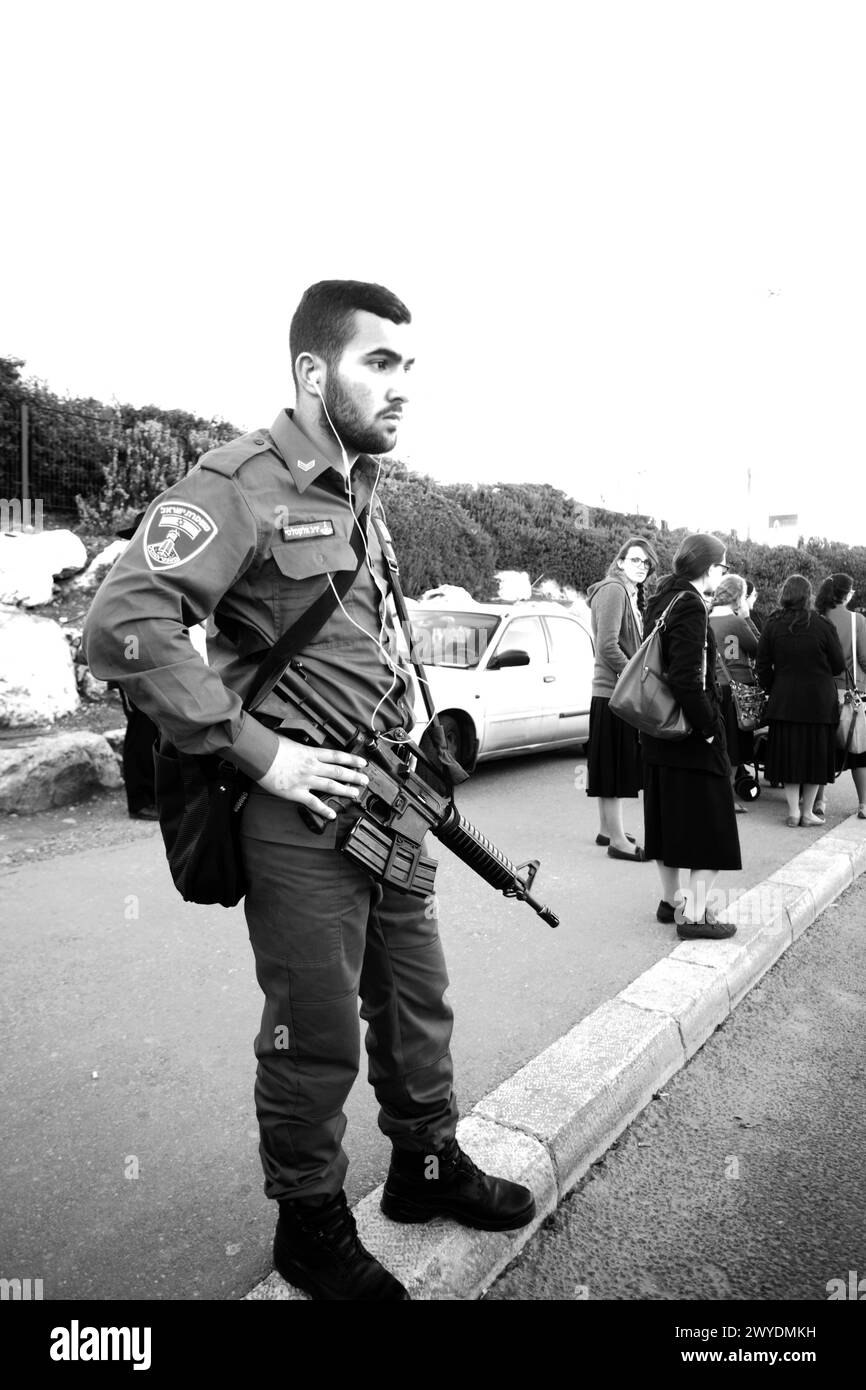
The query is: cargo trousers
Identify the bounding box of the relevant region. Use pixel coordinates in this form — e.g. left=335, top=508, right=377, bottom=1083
left=241, top=817, right=459, bottom=1200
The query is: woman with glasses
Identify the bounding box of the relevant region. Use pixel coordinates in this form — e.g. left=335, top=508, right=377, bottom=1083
left=812, top=574, right=866, bottom=818
left=641, top=533, right=741, bottom=939
left=755, top=575, right=845, bottom=826
left=586, top=536, right=658, bottom=860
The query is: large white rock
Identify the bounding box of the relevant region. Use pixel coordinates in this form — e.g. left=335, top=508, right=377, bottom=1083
left=0, top=529, right=87, bottom=606
left=0, top=533, right=54, bottom=606
left=495, top=570, right=532, bottom=602
left=0, top=608, right=80, bottom=725
left=70, top=538, right=128, bottom=590
left=0, top=731, right=123, bottom=812
left=31, top=528, right=87, bottom=579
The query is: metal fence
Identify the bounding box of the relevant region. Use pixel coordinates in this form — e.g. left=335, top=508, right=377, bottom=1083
left=0, top=390, right=112, bottom=516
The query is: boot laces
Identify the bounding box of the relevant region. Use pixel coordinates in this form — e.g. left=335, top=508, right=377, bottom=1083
left=439, top=1139, right=483, bottom=1186
left=298, top=1192, right=364, bottom=1261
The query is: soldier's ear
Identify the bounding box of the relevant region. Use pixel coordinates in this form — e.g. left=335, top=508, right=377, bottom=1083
left=296, top=353, right=326, bottom=398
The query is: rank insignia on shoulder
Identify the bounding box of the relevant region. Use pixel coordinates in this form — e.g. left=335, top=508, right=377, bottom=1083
left=143, top=502, right=218, bottom=570
left=296, top=458, right=317, bottom=472
left=281, top=519, right=335, bottom=541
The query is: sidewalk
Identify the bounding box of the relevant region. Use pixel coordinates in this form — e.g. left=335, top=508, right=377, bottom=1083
left=486, top=869, right=866, bottom=1303
left=2, top=751, right=865, bottom=1302
left=246, top=811, right=866, bottom=1301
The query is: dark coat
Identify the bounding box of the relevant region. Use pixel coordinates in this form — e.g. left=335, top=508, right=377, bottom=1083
left=755, top=612, right=845, bottom=723
left=639, top=576, right=729, bottom=776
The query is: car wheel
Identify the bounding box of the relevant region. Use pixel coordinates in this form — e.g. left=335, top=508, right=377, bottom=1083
left=438, top=713, right=463, bottom=764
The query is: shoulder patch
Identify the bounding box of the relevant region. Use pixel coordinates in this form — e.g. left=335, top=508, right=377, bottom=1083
left=143, top=501, right=219, bottom=571
left=199, top=430, right=272, bottom=478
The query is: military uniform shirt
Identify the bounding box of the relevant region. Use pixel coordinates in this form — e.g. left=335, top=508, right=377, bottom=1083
left=84, top=409, right=415, bottom=843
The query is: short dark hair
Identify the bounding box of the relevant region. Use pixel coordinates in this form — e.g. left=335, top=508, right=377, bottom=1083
left=672, top=532, right=726, bottom=580
left=289, top=280, right=411, bottom=386
left=815, top=572, right=854, bottom=615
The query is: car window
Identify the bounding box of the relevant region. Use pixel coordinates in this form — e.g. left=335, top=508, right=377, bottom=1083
left=544, top=615, right=593, bottom=662
left=494, top=616, right=548, bottom=665
left=409, top=611, right=502, bottom=668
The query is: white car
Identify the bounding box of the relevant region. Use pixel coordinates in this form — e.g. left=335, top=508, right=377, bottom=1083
left=403, top=599, right=595, bottom=772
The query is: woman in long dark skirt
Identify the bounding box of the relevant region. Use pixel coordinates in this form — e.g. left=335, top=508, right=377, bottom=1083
left=586, top=536, right=658, bottom=860
left=641, top=533, right=742, bottom=940
left=756, top=575, right=845, bottom=826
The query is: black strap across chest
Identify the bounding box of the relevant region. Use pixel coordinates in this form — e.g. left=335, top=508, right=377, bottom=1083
left=244, top=505, right=369, bottom=712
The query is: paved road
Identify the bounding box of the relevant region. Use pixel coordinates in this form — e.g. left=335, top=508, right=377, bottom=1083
left=486, top=872, right=866, bottom=1313
left=1, top=749, right=862, bottom=1300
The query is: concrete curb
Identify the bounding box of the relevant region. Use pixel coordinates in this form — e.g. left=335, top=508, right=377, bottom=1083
left=245, top=814, right=866, bottom=1302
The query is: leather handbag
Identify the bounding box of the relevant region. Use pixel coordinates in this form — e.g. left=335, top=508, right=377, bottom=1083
left=153, top=510, right=369, bottom=907
left=837, top=611, right=866, bottom=761
left=609, top=591, right=706, bottom=740
left=715, top=649, right=768, bottom=732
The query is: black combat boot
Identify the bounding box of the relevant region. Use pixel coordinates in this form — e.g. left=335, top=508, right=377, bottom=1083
left=274, top=1191, right=410, bottom=1300
left=380, top=1138, right=536, bottom=1231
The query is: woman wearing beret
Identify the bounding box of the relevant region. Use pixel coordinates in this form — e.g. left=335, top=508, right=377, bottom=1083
left=641, top=533, right=741, bottom=940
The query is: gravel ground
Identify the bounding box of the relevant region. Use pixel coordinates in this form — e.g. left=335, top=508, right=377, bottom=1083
left=0, top=788, right=160, bottom=868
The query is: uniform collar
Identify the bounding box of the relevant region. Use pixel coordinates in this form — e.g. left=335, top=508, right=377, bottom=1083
left=269, top=409, right=376, bottom=495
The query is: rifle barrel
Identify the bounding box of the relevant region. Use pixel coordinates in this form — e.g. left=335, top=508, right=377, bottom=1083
left=435, top=806, right=558, bottom=927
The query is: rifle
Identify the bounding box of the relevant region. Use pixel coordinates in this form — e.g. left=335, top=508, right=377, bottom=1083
left=272, top=662, right=559, bottom=928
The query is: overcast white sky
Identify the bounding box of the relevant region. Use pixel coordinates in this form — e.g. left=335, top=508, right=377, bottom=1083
left=2, top=0, right=865, bottom=544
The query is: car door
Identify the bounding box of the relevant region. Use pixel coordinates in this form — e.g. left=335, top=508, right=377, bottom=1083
left=541, top=613, right=595, bottom=745
left=480, top=614, right=553, bottom=753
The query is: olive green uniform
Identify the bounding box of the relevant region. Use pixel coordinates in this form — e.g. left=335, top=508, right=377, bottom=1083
left=84, top=410, right=458, bottom=1198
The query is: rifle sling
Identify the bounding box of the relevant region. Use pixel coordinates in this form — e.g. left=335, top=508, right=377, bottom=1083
left=369, top=511, right=469, bottom=785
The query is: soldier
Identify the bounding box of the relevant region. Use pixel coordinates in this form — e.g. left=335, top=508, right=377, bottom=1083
left=83, top=280, right=535, bottom=1300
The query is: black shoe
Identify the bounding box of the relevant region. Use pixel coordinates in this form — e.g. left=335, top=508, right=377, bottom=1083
left=656, top=899, right=677, bottom=924
left=274, top=1191, right=409, bottom=1300
left=676, top=911, right=737, bottom=941
left=129, top=805, right=159, bottom=821
left=381, top=1138, right=536, bottom=1232
left=595, top=833, right=636, bottom=847
left=607, top=843, right=644, bottom=861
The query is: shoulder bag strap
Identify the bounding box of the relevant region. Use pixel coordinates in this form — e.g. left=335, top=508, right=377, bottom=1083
left=658, top=590, right=707, bottom=691
left=715, top=645, right=733, bottom=684
left=244, top=505, right=369, bottom=713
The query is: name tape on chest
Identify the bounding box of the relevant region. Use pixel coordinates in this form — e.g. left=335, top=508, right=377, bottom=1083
left=279, top=519, right=336, bottom=542
left=143, top=502, right=218, bottom=570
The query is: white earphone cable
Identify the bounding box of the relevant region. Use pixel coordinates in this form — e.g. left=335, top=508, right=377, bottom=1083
left=315, top=382, right=424, bottom=736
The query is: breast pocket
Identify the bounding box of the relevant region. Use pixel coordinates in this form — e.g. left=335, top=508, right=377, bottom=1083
left=269, top=535, right=358, bottom=629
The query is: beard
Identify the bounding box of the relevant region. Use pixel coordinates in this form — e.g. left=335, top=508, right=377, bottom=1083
left=320, top=374, right=397, bottom=456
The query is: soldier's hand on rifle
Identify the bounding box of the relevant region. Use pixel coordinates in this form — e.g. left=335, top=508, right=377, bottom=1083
left=257, top=737, right=368, bottom=818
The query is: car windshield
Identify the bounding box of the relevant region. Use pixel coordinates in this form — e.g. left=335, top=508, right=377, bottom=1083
left=409, top=611, right=502, bottom=668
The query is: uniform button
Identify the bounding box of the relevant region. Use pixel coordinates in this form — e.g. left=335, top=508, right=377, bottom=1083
left=253, top=436, right=265, bottom=446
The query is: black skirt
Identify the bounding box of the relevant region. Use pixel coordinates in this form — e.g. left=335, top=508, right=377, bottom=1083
left=586, top=695, right=642, bottom=798
left=764, top=721, right=837, bottom=785
left=643, top=764, right=742, bottom=870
